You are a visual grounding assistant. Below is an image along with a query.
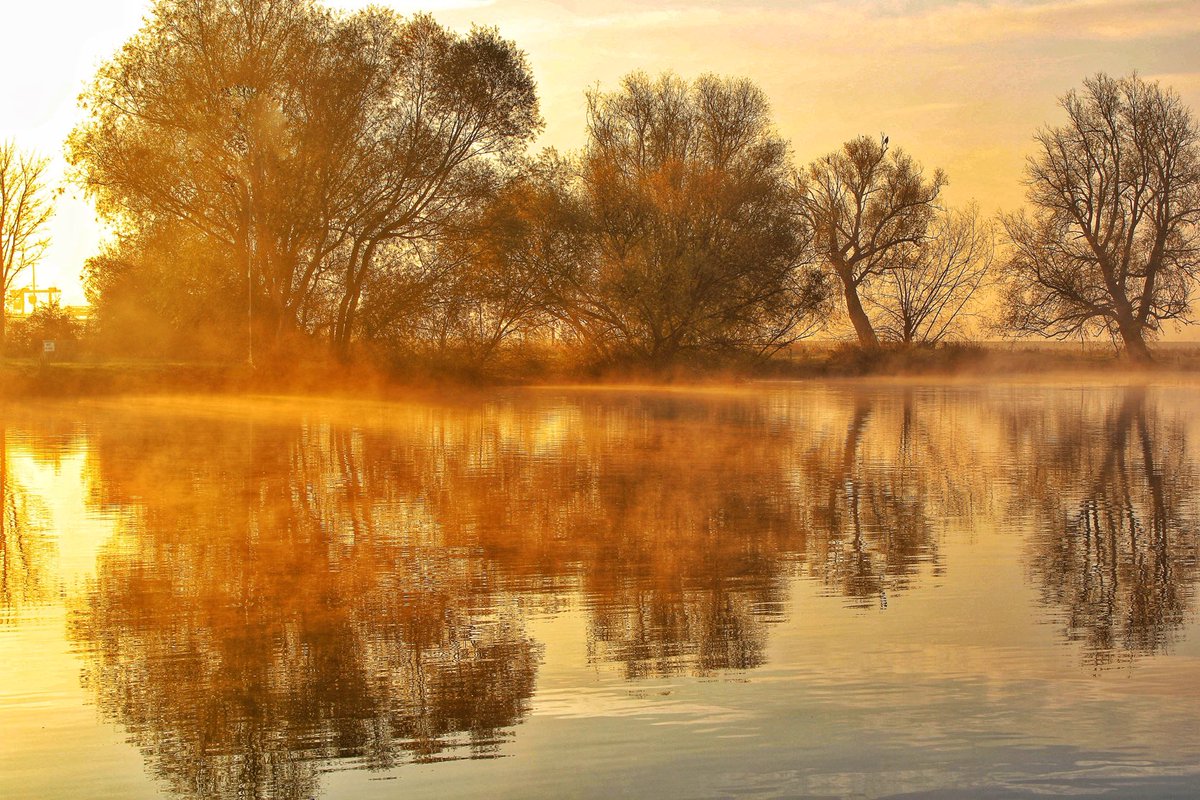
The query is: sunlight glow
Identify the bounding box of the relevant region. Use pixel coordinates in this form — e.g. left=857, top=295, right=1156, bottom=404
left=1, top=0, right=1197, bottom=319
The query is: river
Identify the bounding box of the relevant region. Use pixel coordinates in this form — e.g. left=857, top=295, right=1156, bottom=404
left=2, top=380, right=1199, bottom=798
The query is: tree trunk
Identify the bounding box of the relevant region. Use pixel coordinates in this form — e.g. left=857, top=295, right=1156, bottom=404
left=335, top=278, right=367, bottom=360
left=842, top=279, right=879, bottom=348
left=333, top=240, right=375, bottom=360
left=1116, top=316, right=1153, bottom=363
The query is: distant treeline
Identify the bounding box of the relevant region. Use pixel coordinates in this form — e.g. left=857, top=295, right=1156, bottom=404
left=2, top=0, right=1198, bottom=372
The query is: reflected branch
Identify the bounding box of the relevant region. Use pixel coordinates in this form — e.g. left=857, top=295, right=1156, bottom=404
left=1017, top=388, right=1200, bottom=665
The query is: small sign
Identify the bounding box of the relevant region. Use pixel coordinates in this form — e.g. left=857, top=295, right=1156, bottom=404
left=43, top=340, right=56, bottom=354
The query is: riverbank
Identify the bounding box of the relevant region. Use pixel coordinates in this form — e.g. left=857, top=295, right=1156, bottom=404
left=3, top=343, right=1200, bottom=398
left=0, top=359, right=398, bottom=399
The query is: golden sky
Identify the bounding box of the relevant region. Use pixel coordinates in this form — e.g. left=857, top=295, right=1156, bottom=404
left=2, top=0, right=1198, bottom=306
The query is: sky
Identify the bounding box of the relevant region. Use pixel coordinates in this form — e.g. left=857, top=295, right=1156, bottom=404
left=2, top=0, right=1199, bottom=308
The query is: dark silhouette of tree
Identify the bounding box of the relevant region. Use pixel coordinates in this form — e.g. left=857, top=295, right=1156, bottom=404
left=327, top=12, right=542, bottom=356
left=355, top=161, right=566, bottom=366
left=6, top=302, right=82, bottom=357
left=1001, top=74, right=1200, bottom=361
left=798, top=135, right=946, bottom=347
left=0, top=142, right=54, bottom=348
left=867, top=204, right=995, bottom=344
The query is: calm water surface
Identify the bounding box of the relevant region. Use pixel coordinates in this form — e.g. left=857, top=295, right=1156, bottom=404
left=2, top=381, right=1199, bottom=799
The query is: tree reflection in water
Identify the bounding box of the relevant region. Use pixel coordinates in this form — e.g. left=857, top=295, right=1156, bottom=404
left=65, top=393, right=957, bottom=796
left=56, top=386, right=1200, bottom=798
left=0, top=423, right=59, bottom=622
left=69, top=416, right=541, bottom=800
left=798, top=388, right=959, bottom=607
left=1010, top=387, right=1200, bottom=666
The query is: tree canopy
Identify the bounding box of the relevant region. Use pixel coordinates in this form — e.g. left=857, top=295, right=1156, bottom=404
left=69, top=0, right=541, bottom=357
left=64, top=3, right=1200, bottom=371
left=560, top=72, right=829, bottom=364
left=799, top=135, right=946, bottom=347
left=1001, top=73, right=1200, bottom=361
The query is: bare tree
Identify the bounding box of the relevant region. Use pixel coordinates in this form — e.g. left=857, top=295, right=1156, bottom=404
left=798, top=135, right=946, bottom=347
left=0, top=143, right=54, bottom=347
left=868, top=205, right=995, bottom=344
left=1001, top=73, right=1200, bottom=362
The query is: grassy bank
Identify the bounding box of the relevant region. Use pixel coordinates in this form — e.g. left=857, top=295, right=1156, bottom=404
left=764, top=341, right=1195, bottom=378
left=4, top=343, right=1200, bottom=398
left=0, top=360, right=243, bottom=398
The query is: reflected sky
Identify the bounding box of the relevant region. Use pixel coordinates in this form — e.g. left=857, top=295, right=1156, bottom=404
left=2, top=382, right=1200, bottom=799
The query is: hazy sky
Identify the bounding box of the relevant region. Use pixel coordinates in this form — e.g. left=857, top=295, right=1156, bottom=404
left=2, top=0, right=1199, bottom=305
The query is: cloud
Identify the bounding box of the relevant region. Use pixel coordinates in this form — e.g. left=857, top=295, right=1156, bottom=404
left=341, top=0, right=497, bottom=12
left=509, top=0, right=1200, bottom=46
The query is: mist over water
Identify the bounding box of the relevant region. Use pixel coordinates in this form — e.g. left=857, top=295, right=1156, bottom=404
left=3, top=381, right=1200, bottom=799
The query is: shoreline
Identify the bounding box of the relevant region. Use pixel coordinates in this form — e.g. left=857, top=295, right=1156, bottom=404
left=5, top=344, right=1200, bottom=400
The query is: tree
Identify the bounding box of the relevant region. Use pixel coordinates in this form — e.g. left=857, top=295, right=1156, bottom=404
left=357, top=166, right=560, bottom=365
left=328, top=13, right=542, bottom=355
left=799, top=135, right=946, bottom=347
left=868, top=205, right=995, bottom=344
left=68, top=0, right=540, bottom=356
left=84, top=222, right=247, bottom=358
left=0, top=143, right=54, bottom=347
left=1001, top=73, right=1200, bottom=362
left=68, top=0, right=356, bottom=342
left=548, top=72, right=828, bottom=365
left=8, top=302, right=82, bottom=358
